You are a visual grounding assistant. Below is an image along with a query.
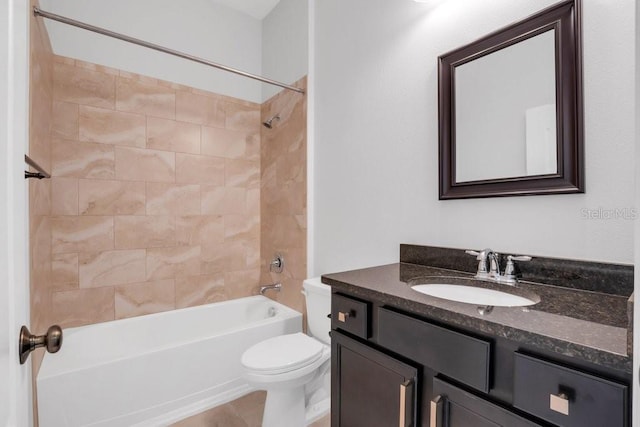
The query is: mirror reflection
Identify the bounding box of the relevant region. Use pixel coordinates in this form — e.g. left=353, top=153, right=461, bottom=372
left=455, top=29, right=557, bottom=183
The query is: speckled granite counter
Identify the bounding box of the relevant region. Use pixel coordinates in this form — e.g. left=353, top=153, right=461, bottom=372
left=322, top=261, right=633, bottom=374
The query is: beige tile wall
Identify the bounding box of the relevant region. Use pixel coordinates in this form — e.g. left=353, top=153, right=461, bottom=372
left=29, top=0, right=53, bottom=364
left=46, top=56, right=262, bottom=327
left=168, top=80, right=309, bottom=427
left=29, top=18, right=309, bottom=425
left=29, top=2, right=54, bottom=423
left=260, top=78, right=308, bottom=313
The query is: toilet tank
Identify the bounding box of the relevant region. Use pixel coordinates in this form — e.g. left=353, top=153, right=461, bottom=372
left=302, top=278, right=331, bottom=345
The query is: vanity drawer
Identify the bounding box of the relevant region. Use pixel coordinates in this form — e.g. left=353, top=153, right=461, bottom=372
left=513, top=352, right=628, bottom=427
left=331, top=294, right=371, bottom=339
left=432, top=377, right=541, bottom=427
left=377, top=307, right=491, bottom=393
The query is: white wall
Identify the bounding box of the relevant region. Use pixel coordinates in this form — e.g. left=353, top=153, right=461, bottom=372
left=262, top=0, right=308, bottom=101
left=307, top=1, right=317, bottom=277
left=311, top=0, right=636, bottom=275
left=38, top=0, right=264, bottom=103
left=1, top=0, right=32, bottom=424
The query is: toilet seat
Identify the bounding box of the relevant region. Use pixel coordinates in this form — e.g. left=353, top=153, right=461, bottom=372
left=242, top=333, right=324, bottom=375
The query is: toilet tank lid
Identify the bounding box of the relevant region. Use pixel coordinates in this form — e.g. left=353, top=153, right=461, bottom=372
left=303, top=277, right=330, bottom=295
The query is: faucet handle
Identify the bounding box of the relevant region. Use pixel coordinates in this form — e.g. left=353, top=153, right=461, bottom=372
left=509, top=255, right=532, bottom=262
left=465, top=250, right=481, bottom=259
left=503, top=255, right=532, bottom=282
left=465, top=249, right=492, bottom=276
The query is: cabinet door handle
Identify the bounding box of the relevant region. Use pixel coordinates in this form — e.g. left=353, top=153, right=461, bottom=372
left=430, top=395, right=443, bottom=427
left=399, top=380, right=413, bottom=427
left=550, top=392, right=570, bottom=415
left=338, top=311, right=351, bottom=322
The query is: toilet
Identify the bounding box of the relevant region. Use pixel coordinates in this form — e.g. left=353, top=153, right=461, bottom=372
left=241, top=278, right=331, bottom=427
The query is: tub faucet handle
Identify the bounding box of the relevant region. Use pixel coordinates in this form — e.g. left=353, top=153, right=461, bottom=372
left=269, top=253, right=284, bottom=274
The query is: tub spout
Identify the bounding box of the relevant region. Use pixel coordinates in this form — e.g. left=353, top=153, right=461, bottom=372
left=260, top=283, right=282, bottom=295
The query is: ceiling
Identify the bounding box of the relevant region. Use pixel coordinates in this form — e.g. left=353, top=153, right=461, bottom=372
left=209, top=0, right=281, bottom=20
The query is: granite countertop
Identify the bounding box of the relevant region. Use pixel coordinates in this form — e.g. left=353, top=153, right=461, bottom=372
left=322, top=262, right=633, bottom=374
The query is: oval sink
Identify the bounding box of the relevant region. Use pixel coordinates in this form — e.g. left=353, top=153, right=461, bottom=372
left=410, top=276, right=539, bottom=307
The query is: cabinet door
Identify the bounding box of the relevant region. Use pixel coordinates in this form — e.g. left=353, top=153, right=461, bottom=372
left=432, top=378, right=541, bottom=427
left=332, top=331, right=419, bottom=427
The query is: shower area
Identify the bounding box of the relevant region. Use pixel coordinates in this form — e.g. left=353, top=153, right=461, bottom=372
left=27, top=0, right=310, bottom=425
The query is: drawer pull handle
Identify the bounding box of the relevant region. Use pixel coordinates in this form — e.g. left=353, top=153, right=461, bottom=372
left=550, top=392, right=570, bottom=416
left=430, top=395, right=443, bottom=427
left=338, top=311, right=351, bottom=322
left=399, top=380, right=411, bottom=427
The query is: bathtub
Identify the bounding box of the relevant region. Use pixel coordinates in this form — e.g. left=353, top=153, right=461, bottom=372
left=37, top=296, right=302, bottom=427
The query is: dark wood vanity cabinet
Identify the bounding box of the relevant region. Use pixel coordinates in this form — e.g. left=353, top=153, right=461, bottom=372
left=432, top=377, right=541, bottom=427
left=330, top=292, right=630, bottom=427
left=331, top=293, right=371, bottom=339
left=331, top=331, right=418, bottom=427
left=513, top=353, right=629, bottom=427
left=377, top=307, right=491, bottom=393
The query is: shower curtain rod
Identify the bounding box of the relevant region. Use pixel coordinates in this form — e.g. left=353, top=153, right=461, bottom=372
left=33, top=7, right=305, bottom=95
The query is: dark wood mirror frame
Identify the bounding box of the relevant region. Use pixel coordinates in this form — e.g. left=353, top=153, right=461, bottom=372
left=438, top=0, right=583, bottom=200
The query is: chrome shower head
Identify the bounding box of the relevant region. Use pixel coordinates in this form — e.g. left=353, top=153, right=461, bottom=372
left=262, top=114, right=280, bottom=129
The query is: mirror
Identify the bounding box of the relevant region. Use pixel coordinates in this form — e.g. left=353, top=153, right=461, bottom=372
left=438, top=0, right=583, bottom=199
left=455, top=30, right=557, bottom=182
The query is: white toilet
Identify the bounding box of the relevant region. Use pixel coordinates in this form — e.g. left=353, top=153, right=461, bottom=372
left=241, top=278, right=331, bottom=427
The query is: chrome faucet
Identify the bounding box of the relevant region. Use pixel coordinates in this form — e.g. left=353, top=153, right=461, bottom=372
left=466, top=249, right=531, bottom=284
left=260, top=283, right=282, bottom=295
left=465, top=248, right=492, bottom=279
left=487, top=251, right=501, bottom=278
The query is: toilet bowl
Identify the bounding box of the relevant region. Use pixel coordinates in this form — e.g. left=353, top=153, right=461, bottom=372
left=241, top=278, right=331, bottom=427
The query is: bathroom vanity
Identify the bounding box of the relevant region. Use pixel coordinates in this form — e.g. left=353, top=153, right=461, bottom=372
left=324, top=245, right=633, bottom=427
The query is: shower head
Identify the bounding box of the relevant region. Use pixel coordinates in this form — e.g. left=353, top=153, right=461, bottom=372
left=262, top=114, right=280, bottom=129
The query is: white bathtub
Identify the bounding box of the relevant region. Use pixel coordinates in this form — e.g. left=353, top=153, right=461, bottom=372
left=37, top=296, right=302, bottom=427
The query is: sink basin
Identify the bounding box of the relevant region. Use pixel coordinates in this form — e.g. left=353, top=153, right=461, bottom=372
left=410, top=278, right=539, bottom=307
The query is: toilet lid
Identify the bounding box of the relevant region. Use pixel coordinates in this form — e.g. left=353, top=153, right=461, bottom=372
left=242, top=333, right=324, bottom=374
